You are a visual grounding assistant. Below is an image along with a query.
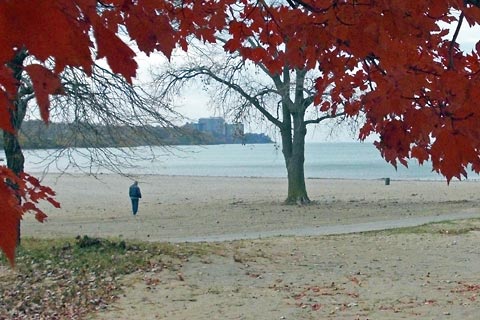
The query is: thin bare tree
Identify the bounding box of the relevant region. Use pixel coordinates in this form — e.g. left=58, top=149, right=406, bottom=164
left=2, top=56, right=182, bottom=243
left=28, top=64, right=183, bottom=175
left=151, top=40, right=357, bottom=204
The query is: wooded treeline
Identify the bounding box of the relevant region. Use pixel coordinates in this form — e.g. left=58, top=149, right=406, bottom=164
left=1, top=120, right=272, bottom=149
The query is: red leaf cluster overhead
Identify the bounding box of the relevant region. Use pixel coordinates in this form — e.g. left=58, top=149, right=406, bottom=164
left=223, top=0, right=480, bottom=182
left=24, top=65, right=63, bottom=123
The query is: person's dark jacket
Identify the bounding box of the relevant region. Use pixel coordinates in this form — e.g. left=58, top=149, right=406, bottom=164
left=129, top=184, right=142, bottom=199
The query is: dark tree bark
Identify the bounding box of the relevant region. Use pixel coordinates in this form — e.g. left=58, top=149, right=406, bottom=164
left=4, top=49, right=29, bottom=246
left=275, top=68, right=311, bottom=204
left=281, top=110, right=310, bottom=204
left=3, top=125, right=25, bottom=246
left=3, top=132, right=25, bottom=175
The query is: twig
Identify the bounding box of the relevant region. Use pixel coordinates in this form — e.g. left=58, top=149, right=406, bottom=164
left=448, top=12, right=464, bottom=70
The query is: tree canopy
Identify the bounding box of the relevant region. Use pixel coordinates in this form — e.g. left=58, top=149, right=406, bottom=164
left=2, top=0, right=480, bottom=264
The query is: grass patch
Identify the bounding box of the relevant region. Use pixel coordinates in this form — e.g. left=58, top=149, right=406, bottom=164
left=362, top=218, right=480, bottom=236
left=0, top=236, right=223, bottom=319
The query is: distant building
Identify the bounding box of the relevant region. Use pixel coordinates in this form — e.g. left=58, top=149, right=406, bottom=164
left=197, top=117, right=226, bottom=136
left=194, top=117, right=244, bottom=138
left=225, top=123, right=244, bottom=138
left=184, top=117, right=274, bottom=144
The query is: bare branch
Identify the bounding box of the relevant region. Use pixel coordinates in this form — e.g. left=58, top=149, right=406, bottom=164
left=20, top=64, right=183, bottom=175
left=304, top=112, right=346, bottom=125
left=448, top=12, right=464, bottom=70
left=464, top=0, right=480, bottom=8
left=192, top=66, right=283, bottom=127
left=286, top=0, right=331, bottom=13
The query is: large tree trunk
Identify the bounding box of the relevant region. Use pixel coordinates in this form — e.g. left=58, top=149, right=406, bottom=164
left=3, top=130, right=25, bottom=245
left=3, top=131, right=25, bottom=175
left=4, top=49, right=29, bottom=246
left=281, top=110, right=310, bottom=205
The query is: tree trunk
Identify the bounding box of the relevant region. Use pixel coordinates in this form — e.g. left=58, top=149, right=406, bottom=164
left=4, top=49, right=28, bottom=246
left=3, top=131, right=25, bottom=175
left=282, top=111, right=310, bottom=205
left=3, top=130, right=25, bottom=246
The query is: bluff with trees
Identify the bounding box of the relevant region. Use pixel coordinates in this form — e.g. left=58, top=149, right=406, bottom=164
left=0, top=120, right=271, bottom=149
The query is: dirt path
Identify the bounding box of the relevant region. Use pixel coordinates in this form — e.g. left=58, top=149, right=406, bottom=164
left=163, top=209, right=480, bottom=242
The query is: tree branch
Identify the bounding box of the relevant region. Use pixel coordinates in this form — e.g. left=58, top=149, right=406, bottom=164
left=287, top=0, right=331, bottom=13
left=246, top=37, right=281, bottom=78
left=303, top=94, right=315, bottom=109
left=294, top=68, right=307, bottom=111
left=193, top=67, right=284, bottom=128
left=464, top=0, right=480, bottom=8
left=448, top=12, right=464, bottom=70
left=304, top=112, right=346, bottom=125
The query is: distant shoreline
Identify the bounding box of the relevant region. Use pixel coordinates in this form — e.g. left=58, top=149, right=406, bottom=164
left=28, top=171, right=478, bottom=183
left=9, top=143, right=480, bottom=180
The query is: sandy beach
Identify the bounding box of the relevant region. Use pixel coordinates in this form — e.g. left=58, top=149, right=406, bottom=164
left=26, top=174, right=480, bottom=241
left=18, top=174, right=480, bottom=319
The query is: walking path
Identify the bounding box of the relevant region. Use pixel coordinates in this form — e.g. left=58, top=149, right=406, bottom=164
left=167, top=209, right=480, bottom=242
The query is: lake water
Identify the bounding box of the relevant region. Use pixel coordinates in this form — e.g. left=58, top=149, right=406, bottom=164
left=2, top=142, right=478, bottom=181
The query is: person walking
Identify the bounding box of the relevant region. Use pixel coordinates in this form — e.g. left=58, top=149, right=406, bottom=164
left=129, top=181, right=142, bottom=216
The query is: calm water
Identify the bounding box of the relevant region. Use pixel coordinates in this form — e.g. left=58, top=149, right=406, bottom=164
left=2, top=142, right=478, bottom=180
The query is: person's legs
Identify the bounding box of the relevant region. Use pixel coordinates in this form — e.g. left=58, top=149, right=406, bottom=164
left=131, top=198, right=139, bottom=215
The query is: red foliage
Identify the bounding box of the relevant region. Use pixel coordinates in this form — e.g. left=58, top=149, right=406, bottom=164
left=0, top=170, right=59, bottom=265
left=2, top=0, right=480, bottom=264
left=218, top=0, right=480, bottom=182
